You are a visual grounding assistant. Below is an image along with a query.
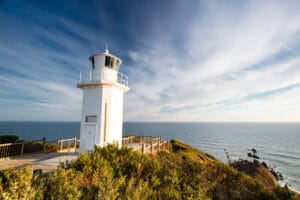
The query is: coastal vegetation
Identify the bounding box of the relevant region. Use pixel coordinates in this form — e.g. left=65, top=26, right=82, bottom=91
left=0, top=135, right=20, bottom=144
left=0, top=139, right=298, bottom=199
left=229, top=149, right=284, bottom=190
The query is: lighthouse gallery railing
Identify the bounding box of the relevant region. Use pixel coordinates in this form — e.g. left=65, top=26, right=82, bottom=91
left=79, top=69, right=128, bottom=87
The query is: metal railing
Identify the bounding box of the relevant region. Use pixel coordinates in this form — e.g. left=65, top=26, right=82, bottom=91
left=117, top=72, right=128, bottom=86
left=57, top=137, right=79, bottom=152
left=79, top=68, right=128, bottom=87
left=0, top=135, right=168, bottom=158
left=122, top=135, right=169, bottom=155
left=0, top=139, right=45, bottom=158
left=0, top=137, right=79, bottom=158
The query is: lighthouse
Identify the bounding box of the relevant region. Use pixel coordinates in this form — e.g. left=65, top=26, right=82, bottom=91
left=77, top=48, right=129, bottom=152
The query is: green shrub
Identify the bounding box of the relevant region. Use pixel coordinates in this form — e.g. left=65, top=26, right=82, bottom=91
left=0, top=167, right=40, bottom=199
left=43, top=168, right=81, bottom=200
left=0, top=140, right=298, bottom=200
left=0, top=135, right=19, bottom=144
left=45, top=143, right=60, bottom=152
left=272, top=186, right=297, bottom=200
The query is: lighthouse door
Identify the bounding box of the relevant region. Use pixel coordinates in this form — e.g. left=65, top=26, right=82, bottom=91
left=84, top=124, right=96, bottom=151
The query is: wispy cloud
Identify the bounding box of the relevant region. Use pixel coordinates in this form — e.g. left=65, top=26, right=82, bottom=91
left=1, top=0, right=300, bottom=121
left=0, top=2, right=93, bottom=121
left=124, top=1, right=300, bottom=121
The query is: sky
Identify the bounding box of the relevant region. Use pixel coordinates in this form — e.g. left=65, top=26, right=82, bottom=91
left=0, top=0, right=300, bottom=122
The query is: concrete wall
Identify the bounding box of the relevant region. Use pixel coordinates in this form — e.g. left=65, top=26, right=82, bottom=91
left=79, top=88, right=103, bottom=152
left=108, top=86, right=124, bottom=147
left=79, top=84, right=125, bottom=152
left=91, top=55, right=105, bottom=81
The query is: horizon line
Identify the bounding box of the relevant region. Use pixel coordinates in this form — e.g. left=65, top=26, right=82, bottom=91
left=0, top=120, right=300, bottom=123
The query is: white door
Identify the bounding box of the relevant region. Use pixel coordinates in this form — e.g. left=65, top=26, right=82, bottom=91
left=84, top=124, right=96, bottom=151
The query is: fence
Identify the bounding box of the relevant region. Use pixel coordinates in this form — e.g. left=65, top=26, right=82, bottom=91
left=57, top=137, right=79, bottom=152
left=122, top=135, right=169, bottom=155
left=0, top=137, right=78, bottom=159
left=0, top=135, right=167, bottom=158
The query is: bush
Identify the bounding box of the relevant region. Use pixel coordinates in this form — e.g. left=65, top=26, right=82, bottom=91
left=43, top=168, right=81, bottom=199
left=45, top=143, right=60, bottom=152
left=0, top=167, right=40, bottom=199
left=0, top=140, right=298, bottom=200
left=0, top=135, right=19, bottom=144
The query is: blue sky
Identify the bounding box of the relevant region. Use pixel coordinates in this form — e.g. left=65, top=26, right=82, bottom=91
left=1, top=0, right=300, bottom=121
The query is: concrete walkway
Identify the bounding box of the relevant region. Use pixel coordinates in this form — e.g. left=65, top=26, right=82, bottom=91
left=0, top=140, right=168, bottom=173
left=0, top=151, right=79, bottom=173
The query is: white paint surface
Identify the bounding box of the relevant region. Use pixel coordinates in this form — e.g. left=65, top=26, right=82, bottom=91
left=78, top=51, right=129, bottom=152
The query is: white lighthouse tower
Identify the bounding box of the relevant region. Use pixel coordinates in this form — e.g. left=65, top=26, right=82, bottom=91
left=77, top=48, right=129, bottom=152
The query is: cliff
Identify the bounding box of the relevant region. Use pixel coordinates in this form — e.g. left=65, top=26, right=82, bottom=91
left=168, top=139, right=298, bottom=199
left=230, top=158, right=278, bottom=189
left=0, top=139, right=298, bottom=199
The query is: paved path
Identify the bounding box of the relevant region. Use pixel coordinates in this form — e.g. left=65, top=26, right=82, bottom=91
left=0, top=151, right=79, bottom=173
left=0, top=142, right=167, bottom=173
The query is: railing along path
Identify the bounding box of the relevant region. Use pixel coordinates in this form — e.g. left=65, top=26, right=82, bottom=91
left=0, top=135, right=168, bottom=159
left=0, top=137, right=78, bottom=159
left=122, top=135, right=169, bottom=155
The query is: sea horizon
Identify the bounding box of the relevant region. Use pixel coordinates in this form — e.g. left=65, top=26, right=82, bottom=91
left=1, top=121, right=299, bottom=192
left=1, top=120, right=300, bottom=123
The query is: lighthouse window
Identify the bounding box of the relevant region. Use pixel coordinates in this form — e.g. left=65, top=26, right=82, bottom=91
left=91, top=57, right=95, bottom=69
left=105, top=56, right=114, bottom=68
left=85, top=115, right=97, bottom=123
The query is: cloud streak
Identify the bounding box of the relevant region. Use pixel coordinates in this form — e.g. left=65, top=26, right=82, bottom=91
left=0, top=0, right=300, bottom=121
left=124, top=1, right=300, bottom=121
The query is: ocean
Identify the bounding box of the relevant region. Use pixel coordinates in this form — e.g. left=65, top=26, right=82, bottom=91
left=0, top=121, right=299, bottom=192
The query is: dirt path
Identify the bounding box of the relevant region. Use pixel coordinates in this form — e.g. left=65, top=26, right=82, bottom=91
left=0, top=151, right=79, bottom=173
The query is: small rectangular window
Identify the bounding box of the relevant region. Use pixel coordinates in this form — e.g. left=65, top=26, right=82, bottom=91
left=105, top=56, right=115, bottom=68
left=91, top=57, right=95, bottom=69
left=85, top=115, right=97, bottom=123
left=105, top=56, right=111, bottom=67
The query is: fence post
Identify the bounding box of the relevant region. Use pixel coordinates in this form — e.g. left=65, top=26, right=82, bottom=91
left=74, top=137, right=77, bottom=152
left=5, top=146, right=9, bottom=157
left=21, top=142, right=24, bottom=155
left=141, top=144, right=145, bottom=154
left=151, top=137, right=153, bottom=154
left=60, top=138, right=63, bottom=151
left=158, top=137, right=161, bottom=151
left=42, top=137, right=46, bottom=153
left=67, top=140, right=70, bottom=152
left=167, top=140, right=170, bottom=151
left=5, top=146, right=7, bottom=157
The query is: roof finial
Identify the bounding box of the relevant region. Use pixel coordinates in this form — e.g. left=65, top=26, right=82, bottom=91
left=105, top=43, right=109, bottom=53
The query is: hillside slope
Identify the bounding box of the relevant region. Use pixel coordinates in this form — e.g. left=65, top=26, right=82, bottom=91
left=0, top=139, right=298, bottom=200
left=168, top=139, right=297, bottom=199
